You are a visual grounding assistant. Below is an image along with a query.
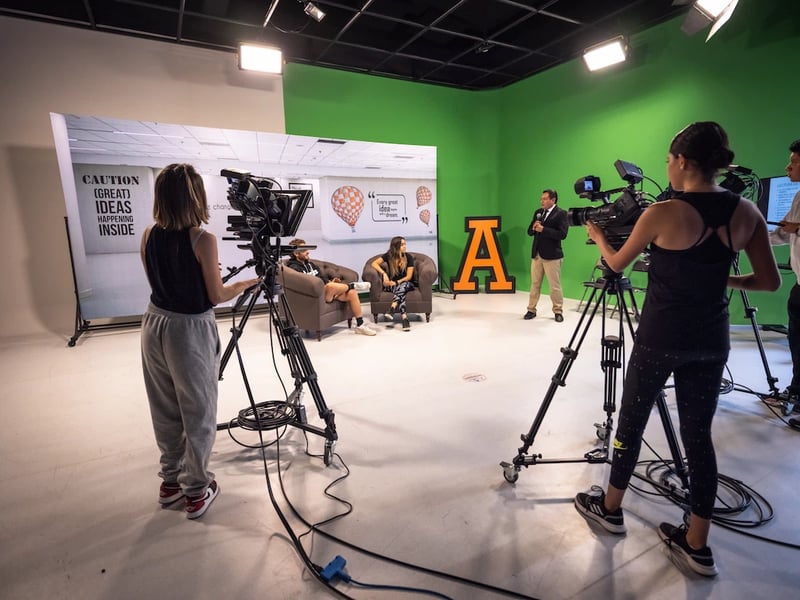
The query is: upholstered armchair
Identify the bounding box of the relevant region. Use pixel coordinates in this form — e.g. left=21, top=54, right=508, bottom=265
left=277, top=259, right=359, bottom=341
left=362, top=252, right=437, bottom=324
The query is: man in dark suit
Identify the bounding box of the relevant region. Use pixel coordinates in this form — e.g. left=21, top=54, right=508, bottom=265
left=524, top=189, right=569, bottom=322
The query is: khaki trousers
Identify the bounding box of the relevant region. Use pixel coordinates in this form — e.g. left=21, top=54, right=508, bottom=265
left=527, top=256, right=563, bottom=314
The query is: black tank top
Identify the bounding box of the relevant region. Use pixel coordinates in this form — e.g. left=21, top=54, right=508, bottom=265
left=145, top=227, right=212, bottom=314
left=636, top=191, right=739, bottom=351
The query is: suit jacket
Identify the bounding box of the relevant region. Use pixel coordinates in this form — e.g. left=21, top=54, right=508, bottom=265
left=528, top=205, right=568, bottom=260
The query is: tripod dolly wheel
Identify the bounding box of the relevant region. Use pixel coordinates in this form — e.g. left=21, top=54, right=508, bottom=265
left=595, top=419, right=614, bottom=442
left=500, top=461, right=519, bottom=483
left=595, top=423, right=608, bottom=441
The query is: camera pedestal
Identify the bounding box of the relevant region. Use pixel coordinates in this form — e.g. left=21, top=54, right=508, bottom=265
left=217, top=259, right=337, bottom=466
left=500, top=269, right=690, bottom=501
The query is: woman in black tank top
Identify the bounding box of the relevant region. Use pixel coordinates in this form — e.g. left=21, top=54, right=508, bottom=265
left=573, top=123, right=780, bottom=576
left=140, top=163, right=259, bottom=519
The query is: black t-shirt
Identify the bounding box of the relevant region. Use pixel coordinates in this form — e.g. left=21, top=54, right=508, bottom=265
left=380, top=252, right=416, bottom=281
left=286, top=257, right=326, bottom=282
left=145, top=227, right=212, bottom=314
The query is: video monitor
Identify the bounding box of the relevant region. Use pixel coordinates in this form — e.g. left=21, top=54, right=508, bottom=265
left=757, top=176, right=800, bottom=231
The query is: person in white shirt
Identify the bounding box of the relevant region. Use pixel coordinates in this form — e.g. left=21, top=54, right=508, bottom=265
left=768, top=139, right=800, bottom=430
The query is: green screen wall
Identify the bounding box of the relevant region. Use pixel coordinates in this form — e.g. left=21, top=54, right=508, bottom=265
left=282, top=65, right=501, bottom=285
left=283, top=0, right=800, bottom=325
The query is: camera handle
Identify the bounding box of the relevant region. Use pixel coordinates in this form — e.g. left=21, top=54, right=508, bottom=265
left=500, top=270, right=690, bottom=500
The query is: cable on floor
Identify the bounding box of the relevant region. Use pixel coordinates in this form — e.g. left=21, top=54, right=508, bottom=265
left=225, top=299, right=542, bottom=598
left=227, top=307, right=355, bottom=599
left=274, top=438, right=541, bottom=600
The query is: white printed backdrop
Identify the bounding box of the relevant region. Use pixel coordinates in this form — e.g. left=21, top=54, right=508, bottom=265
left=74, top=165, right=154, bottom=254
left=321, top=177, right=437, bottom=241
left=58, top=116, right=437, bottom=320
left=66, top=167, right=438, bottom=320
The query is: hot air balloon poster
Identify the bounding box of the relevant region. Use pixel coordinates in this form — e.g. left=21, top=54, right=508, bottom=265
left=320, top=177, right=436, bottom=241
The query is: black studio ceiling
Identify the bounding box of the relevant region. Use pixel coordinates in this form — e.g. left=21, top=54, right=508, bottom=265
left=0, top=0, right=694, bottom=90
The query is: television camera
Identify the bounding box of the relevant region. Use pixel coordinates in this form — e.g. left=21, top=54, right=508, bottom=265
left=221, top=168, right=312, bottom=274
left=567, top=160, right=650, bottom=249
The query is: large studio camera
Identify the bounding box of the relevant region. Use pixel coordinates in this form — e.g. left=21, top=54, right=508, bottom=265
left=567, top=160, right=650, bottom=249
left=221, top=168, right=312, bottom=274
left=216, top=175, right=337, bottom=467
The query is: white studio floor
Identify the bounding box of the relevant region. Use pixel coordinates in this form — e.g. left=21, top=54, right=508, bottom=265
left=1, top=291, right=799, bottom=600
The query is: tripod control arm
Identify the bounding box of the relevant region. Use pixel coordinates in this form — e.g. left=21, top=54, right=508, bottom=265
left=222, top=258, right=258, bottom=283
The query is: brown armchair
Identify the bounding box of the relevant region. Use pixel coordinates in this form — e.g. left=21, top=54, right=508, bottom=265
left=362, top=252, right=437, bottom=324
left=277, top=259, right=359, bottom=341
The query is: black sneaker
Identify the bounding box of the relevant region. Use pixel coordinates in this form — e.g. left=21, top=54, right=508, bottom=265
left=657, top=522, right=718, bottom=577
left=402, top=317, right=410, bottom=331
left=574, top=488, right=626, bottom=534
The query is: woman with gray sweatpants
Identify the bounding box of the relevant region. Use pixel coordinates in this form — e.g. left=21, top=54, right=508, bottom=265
left=140, top=163, right=258, bottom=519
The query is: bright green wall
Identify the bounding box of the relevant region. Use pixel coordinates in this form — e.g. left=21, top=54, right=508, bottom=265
left=284, top=0, right=800, bottom=323
left=496, top=0, right=800, bottom=324
left=282, top=65, right=500, bottom=282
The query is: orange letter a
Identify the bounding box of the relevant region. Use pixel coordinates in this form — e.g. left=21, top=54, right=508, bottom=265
left=451, top=216, right=515, bottom=293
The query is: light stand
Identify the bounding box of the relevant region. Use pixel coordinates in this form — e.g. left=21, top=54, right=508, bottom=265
left=731, top=253, right=780, bottom=395
left=433, top=214, right=456, bottom=299
left=217, top=252, right=338, bottom=465
left=730, top=254, right=794, bottom=412
left=500, top=266, right=690, bottom=498
left=718, top=166, right=791, bottom=411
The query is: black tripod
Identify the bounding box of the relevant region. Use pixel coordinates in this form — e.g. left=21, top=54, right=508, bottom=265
left=729, top=255, right=794, bottom=412
left=217, top=255, right=338, bottom=465
left=500, top=267, right=690, bottom=497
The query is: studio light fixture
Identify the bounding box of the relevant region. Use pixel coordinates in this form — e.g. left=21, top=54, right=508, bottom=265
left=238, top=43, right=283, bottom=74
left=679, top=0, right=740, bottom=41
left=302, top=1, right=326, bottom=22
left=582, top=36, right=628, bottom=72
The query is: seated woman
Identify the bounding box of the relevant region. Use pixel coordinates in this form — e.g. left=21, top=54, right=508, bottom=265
left=286, top=239, right=375, bottom=336
left=371, top=236, right=416, bottom=331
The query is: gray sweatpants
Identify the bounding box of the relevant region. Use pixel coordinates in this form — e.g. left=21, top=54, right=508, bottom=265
left=141, top=304, right=220, bottom=497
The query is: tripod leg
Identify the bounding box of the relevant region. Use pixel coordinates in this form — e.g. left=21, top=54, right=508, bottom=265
left=215, top=277, right=338, bottom=465
left=739, top=289, right=781, bottom=395
left=590, top=277, right=635, bottom=455
left=731, top=255, right=780, bottom=396
left=501, top=284, right=608, bottom=482
left=590, top=334, right=622, bottom=458
left=653, top=390, right=690, bottom=495
left=616, top=284, right=692, bottom=501
left=218, top=286, right=260, bottom=381
left=271, top=293, right=338, bottom=465
left=588, top=282, right=631, bottom=460
left=625, top=288, right=641, bottom=321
